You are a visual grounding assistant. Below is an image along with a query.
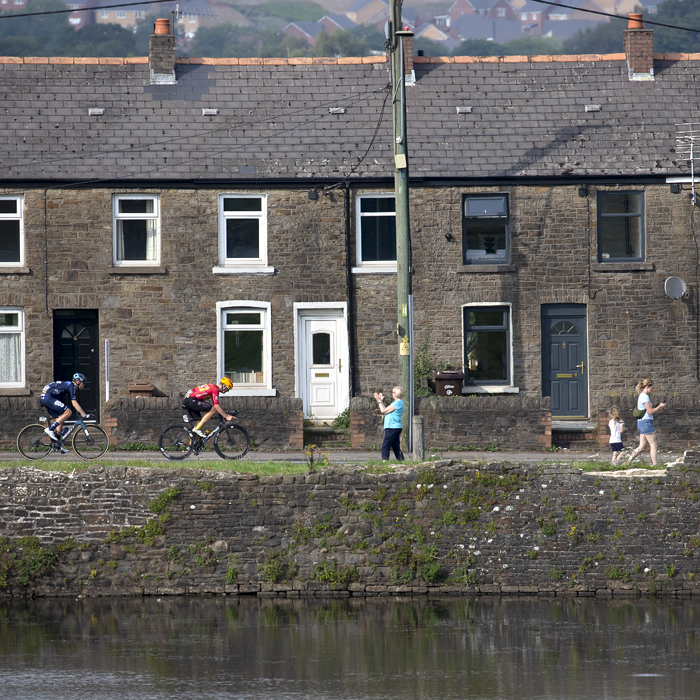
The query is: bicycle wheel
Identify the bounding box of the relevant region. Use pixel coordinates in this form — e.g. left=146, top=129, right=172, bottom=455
left=72, top=424, right=109, bottom=460
left=214, top=423, right=250, bottom=460
left=159, top=424, right=193, bottom=460
left=17, top=424, right=53, bottom=460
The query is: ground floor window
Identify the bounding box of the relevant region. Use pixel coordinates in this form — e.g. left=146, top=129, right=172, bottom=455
left=463, top=305, right=510, bottom=384
left=217, top=301, right=273, bottom=395
left=0, top=308, right=24, bottom=386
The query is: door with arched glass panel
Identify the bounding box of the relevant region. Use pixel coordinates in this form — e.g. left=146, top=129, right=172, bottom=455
left=541, top=305, right=588, bottom=419
left=53, top=310, right=99, bottom=419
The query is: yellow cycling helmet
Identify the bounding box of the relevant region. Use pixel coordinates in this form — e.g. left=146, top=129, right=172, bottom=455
left=220, top=377, right=233, bottom=390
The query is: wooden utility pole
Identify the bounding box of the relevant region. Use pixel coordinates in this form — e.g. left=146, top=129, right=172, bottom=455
left=388, top=0, right=413, bottom=449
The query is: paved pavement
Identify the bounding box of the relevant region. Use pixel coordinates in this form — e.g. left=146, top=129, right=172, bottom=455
left=2, top=447, right=685, bottom=466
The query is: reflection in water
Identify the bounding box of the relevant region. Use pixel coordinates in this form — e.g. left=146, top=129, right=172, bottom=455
left=0, top=596, right=699, bottom=699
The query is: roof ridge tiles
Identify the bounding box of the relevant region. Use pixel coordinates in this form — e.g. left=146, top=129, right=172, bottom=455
left=1, top=52, right=700, bottom=66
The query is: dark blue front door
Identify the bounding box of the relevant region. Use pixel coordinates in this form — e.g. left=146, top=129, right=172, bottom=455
left=541, top=305, right=588, bottom=419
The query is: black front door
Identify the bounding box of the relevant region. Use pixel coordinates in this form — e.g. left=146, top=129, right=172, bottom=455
left=541, top=304, right=588, bottom=419
left=53, top=310, right=99, bottom=419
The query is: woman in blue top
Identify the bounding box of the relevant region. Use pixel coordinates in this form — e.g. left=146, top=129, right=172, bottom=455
left=374, top=386, right=405, bottom=461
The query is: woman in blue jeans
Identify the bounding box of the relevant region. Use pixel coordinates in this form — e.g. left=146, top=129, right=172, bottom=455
left=374, top=386, right=405, bottom=461
left=625, top=378, right=666, bottom=466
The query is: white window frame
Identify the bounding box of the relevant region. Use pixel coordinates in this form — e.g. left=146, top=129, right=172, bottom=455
left=353, top=193, right=397, bottom=274
left=0, top=195, right=23, bottom=267
left=112, top=194, right=160, bottom=267
left=101, top=10, right=108, bottom=17
left=213, top=193, right=274, bottom=275
left=0, top=307, right=25, bottom=388
left=116, top=10, right=126, bottom=18
left=216, top=300, right=276, bottom=396
left=461, top=302, right=518, bottom=394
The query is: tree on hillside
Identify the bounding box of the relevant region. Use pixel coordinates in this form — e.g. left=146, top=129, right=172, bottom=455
left=57, top=24, right=138, bottom=58
left=190, top=24, right=262, bottom=57
left=652, top=0, right=700, bottom=53
left=561, top=18, right=626, bottom=54
left=451, top=38, right=506, bottom=56
left=0, top=0, right=70, bottom=55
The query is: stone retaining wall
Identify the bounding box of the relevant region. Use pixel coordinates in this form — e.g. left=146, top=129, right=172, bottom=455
left=351, top=395, right=552, bottom=451
left=3, top=452, right=700, bottom=598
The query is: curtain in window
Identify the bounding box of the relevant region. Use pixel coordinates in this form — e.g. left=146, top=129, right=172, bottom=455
left=117, top=219, right=157, bottom=261
left=0, top=332, right=21, bottom=383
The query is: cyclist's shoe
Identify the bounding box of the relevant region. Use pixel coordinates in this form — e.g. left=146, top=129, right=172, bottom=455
left=59, top=447, right=70, bottom=454
left=44, top=427, right=59, bottom=441
left=192, top=428, right=206, bottom=438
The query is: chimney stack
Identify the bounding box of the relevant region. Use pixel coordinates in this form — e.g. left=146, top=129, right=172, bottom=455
left=387, top=29, right=415, bottom=83
left=623, top=13, right=654, bottom=81
left=149, top=18, right=176, bottom=85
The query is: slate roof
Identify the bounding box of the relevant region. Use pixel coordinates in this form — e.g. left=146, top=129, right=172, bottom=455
left=0, top=54, right=697, bottom=183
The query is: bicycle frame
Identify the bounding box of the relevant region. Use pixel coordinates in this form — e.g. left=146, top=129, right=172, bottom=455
left=41, top=413, right=90, bottom=447
left=187, top=413, right=228, bottom=452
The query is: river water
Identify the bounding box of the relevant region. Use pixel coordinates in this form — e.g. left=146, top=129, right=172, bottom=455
left=0, top=596, right=698, bottom=699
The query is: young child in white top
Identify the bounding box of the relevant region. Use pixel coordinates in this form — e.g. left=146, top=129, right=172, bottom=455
left=608, top=407, right=625, bottom=464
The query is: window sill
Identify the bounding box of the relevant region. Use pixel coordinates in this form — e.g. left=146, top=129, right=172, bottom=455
left=352, top=266, right=397, bottom=274
left=0, top=266, right=30, bottom=274
left=110, top=266, right=167, bottom=275
left=0, top=387, right=31, bottom=396
left=212, top=266, right=275, bottom=275
left=457, top=264, right=516, bottom=274
left=462, top=385, right=520, bottom=394
left=228, top=388, right=277, bottom=397
left=592, top=262, right=653, bottom=272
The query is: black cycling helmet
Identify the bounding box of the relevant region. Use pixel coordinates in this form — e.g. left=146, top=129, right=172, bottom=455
left=73, top=373, right=87, bottom=383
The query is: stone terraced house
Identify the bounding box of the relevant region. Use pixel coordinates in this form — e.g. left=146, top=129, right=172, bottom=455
left=1, top=15, right=700, bottom=450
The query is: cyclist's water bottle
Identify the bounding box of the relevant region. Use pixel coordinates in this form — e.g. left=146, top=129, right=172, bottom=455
left=60, top=427, right=69, bottom=437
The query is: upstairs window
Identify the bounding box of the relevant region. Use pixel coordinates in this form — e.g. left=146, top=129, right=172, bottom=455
left=597, top=191, right=644, bottom=262
left=0, top=196, right=23, bottom=266
left=463, top=194, right=509, bottom=264
left=217, top=194, right=268, bottom=271
left=113, top=195, right=160, bottom=266
left=356, top=194, right=396, bottom=269
left=463, top=305, right=511, bottom=385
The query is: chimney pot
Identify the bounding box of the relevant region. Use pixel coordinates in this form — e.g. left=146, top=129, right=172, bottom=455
left=154, top=18, right=170, bottom=34
left=627, top=13, right=644, bottom=29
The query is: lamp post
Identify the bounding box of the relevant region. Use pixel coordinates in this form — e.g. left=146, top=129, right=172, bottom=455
left=388, top=0, right=413, bottom=450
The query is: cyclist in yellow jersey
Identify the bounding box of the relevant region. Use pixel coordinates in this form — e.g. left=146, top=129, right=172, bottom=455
left=183, top=378, right=235, bottom=437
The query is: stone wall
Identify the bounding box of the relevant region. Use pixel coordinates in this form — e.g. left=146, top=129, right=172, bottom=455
left=2, top=182, right=699, bottom=427
left=103, top=396, right=304, bottom=450
left=3, top=454, right=700, bottom=597
left=351, top=395, right=552, bottom=451
left=0, top=396, right=303, bottom=450
left=597, top=394, right=700, bottom=452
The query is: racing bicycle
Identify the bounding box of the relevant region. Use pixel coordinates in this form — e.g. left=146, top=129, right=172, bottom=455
left=158, top=410, right=250, bottom=461
left=17, top=411, right=109, bottom=461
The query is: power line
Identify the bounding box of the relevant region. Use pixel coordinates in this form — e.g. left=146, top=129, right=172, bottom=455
left=527, top=0, right=700, bottom=35
left=0, top=0, right=174, bottom=20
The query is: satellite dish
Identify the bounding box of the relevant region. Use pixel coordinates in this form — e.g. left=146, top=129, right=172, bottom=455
left=665, top=276, right=687, bottom=299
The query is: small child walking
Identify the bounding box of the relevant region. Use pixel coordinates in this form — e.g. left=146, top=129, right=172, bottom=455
left=608, top=407, right=626, bottom=464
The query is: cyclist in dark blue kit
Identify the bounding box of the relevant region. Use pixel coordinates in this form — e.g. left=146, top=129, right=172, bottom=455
left=40, top=373, right=89, bottom=442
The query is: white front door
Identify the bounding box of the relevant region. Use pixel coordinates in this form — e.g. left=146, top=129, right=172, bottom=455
left=299, top=312, right=347, bottom=420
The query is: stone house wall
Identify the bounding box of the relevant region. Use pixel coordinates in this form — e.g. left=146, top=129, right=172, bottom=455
left=3, top=456, right=700, bottom=597
left=0, top=182, right=697, bottom=443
